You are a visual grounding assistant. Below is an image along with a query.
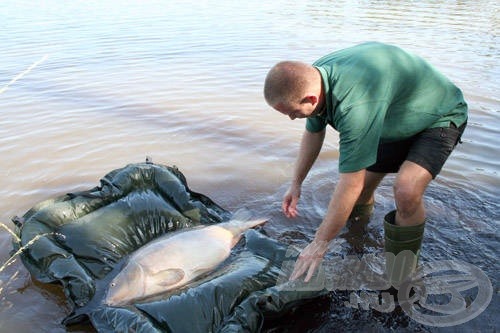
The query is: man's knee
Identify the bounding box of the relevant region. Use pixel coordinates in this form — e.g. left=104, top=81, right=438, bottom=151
left=393, top=161, right=432, bottom=216
left=393, top=181, right=422, bottom=216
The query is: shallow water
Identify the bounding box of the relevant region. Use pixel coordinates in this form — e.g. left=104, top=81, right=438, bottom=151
left=0, top=0, right=498, bottom=332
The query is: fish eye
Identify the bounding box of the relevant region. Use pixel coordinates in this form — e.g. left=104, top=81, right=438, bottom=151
left=110, top=282, right=116, bottom=287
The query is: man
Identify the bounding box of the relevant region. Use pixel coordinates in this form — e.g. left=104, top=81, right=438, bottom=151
left=263, top=42, right=467, bottom=285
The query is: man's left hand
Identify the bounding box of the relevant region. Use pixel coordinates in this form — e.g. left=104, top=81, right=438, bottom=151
left=289, top=239, right=329, bottom=282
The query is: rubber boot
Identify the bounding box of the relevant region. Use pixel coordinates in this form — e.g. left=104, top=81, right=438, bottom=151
left=344, top=203, right=376, bottom=254
left=384, top=210, right=425, bottom=288
left=345, top=202, right=374, bottom=236
left=349, top=202, right=374, bottom=221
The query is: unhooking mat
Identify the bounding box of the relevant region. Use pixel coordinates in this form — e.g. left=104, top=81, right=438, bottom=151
left=11, top=161, right=326, bottom=332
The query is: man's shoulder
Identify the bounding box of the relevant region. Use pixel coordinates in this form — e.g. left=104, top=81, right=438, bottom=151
left=313, top=42, right=397, bottom=65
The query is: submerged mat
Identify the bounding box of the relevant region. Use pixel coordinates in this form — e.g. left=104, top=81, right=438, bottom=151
left=12, top=162, right=326, bottom=332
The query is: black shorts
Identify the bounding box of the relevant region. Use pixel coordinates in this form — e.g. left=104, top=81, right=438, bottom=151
left=367, top=122, right=467, bottom=179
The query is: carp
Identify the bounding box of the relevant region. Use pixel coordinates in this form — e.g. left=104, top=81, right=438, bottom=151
left=105, top=216, right=266, bottom=305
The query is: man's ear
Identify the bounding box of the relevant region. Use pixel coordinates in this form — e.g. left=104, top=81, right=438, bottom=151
left=301, top=95, right=318, bottom=106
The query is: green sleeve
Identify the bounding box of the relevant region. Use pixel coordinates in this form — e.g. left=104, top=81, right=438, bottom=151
left=305, top=115, right=327, bottom=133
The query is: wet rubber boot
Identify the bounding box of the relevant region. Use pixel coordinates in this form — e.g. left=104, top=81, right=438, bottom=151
left=384, top=210, right=425, bottom=288
left=349, top=202, right=374, bottom=221
left=344, top=203, right=376, bottom=254
left=346, top=202, right=374, bottom=235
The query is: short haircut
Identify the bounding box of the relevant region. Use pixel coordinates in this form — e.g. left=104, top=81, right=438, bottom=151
left=263, top=61, right=313, bottom=107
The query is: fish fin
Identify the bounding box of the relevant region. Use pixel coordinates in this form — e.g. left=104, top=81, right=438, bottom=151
left=192, top=267, right=212, bottom=277
left=154, top=268, right=185, bottom=286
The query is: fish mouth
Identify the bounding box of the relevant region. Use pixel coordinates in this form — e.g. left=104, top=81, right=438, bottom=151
left=104, top=298, right=123, bottom=306
left=103, top=286, right=134, bottom=307
left=103, top=291, right=119, bottom=306
left=104, top=290, right=131, bottom=306
left=104, top=262, right=147, bottom=306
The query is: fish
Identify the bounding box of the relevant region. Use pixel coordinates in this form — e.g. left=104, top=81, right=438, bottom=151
left=104, top=215, right=267, bottom=306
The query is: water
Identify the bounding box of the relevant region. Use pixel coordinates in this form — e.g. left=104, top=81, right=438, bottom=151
left=0, top=0, right=498, bottom=331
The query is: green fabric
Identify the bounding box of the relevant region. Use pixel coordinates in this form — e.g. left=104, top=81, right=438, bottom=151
left=12, top=162, right=326, bottom=332
left=383, top=210, right=425, bottom=287
left=306, top=42, right=468, bottom=173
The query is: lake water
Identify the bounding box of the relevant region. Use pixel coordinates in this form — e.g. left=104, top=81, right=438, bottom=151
left=0, top=0, right=498, bottom=332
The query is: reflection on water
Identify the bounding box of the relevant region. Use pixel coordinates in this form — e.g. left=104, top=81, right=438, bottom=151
left=0, top=0, right=498, bottom=331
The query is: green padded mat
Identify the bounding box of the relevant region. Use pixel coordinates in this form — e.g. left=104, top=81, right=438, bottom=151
left=12, top=162, right=326, bottom=332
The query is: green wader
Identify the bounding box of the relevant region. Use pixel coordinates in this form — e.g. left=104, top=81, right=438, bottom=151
left=384, top=210, right=425, bottom=288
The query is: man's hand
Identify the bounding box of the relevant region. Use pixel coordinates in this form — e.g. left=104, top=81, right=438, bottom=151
left=289, top=239, right=329, bottom=282
left=282, top=184, right=301, bottom=218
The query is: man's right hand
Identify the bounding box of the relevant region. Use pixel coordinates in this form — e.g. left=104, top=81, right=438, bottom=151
left=281, top=129, right=325, bottom=219
left=282, top=184, right=301, bottom=218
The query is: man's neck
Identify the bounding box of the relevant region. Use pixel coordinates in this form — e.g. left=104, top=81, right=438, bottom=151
left=312, top=72, right=326, bottom=116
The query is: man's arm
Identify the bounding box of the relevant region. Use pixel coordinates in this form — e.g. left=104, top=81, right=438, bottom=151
left=282, top=129, right=326, bottom=218
left=290, top=169, right=366, bottom=281
left=315, top=169, right=366, bottom=241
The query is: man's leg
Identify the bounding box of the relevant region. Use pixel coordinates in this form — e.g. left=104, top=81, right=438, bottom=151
left=344, top=171, right=387, bottom=251
left=349, top=171, right=386, bottom=220
left=383, top=123, right=466, bottom=287
left=385, top=161, right=431, bottom=287
left=392, top=122, right=466, bottom=226
left=357, top=171, right=387, bottom=205
left=393, top=161, right=433, bottom=226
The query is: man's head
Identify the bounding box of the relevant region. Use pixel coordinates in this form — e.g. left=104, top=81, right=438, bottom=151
left=263, top=61, right=324, bottom=120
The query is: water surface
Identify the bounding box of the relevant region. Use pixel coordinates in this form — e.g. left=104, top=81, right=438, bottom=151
left=0, top=0, right=498, bottom=332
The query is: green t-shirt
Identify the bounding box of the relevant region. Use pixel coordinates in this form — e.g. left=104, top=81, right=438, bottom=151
left=306, top=42, right=468, bottom=173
